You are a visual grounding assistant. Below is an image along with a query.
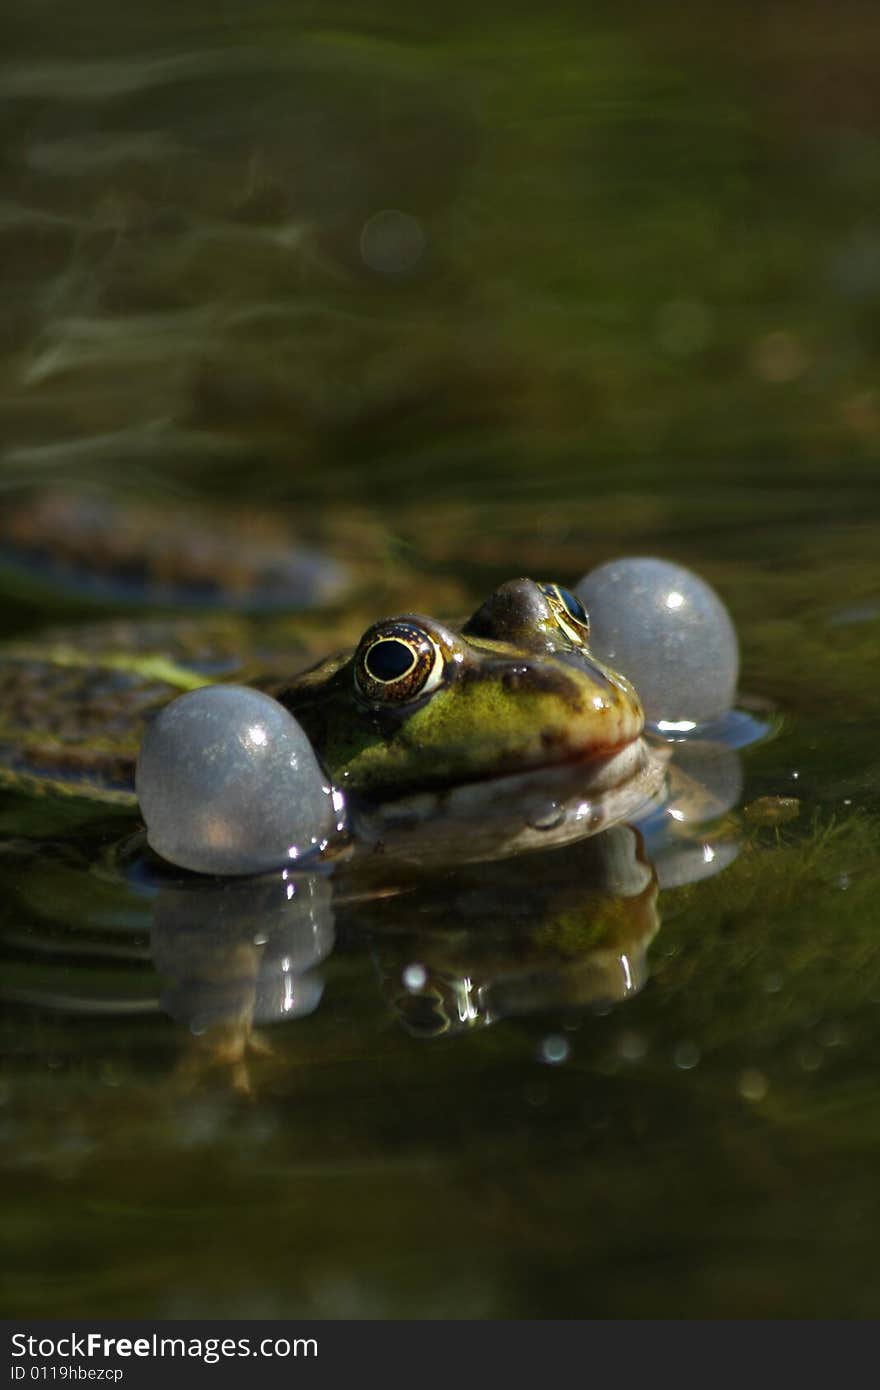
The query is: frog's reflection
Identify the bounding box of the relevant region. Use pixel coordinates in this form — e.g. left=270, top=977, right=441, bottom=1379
left=151, top=871, right=334, bottom=1091
left=367, top=824, right=658, bottom=1038
left=150, top=733, right=744, bottom=1069
left=638, top=735, right=743, bottom=888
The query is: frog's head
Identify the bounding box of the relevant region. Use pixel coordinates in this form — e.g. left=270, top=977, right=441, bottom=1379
left=282, top=578, right=644, bottom=801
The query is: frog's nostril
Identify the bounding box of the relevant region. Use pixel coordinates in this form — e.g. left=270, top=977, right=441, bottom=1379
left=502, top=665, right=532, bottom=693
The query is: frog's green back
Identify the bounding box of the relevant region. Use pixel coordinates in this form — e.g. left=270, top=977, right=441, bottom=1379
left=0, top=618, right=317, bottom=804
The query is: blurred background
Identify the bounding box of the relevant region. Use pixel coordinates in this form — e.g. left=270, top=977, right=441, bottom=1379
left=2, top=0, right=880, bottom=1323
left=4, top=0, right=879, bottom=513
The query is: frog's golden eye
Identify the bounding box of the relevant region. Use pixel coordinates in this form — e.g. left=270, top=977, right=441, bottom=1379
left=354, top=621, right=444, bottom=704
left=395, top=987, right=451, bottom=1037
left=539, top=582, right=591, bottom=646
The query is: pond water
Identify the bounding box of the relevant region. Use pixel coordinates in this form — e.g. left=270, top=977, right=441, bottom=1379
left=1, top=1, right=880, bottom=1320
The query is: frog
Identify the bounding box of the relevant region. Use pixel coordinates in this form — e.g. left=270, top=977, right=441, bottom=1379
left=280, top=576, right=652, bottom=799
left=0, top=490, right=746, bottom=1091
left=0, top=561, right=663, bottom=844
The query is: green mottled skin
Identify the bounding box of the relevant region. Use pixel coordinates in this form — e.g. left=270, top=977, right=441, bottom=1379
left=280, top=579, right=643, bottom=799
left=0, top=579, right=644, bottom=806
left=0, top=616, right=318, bottom=803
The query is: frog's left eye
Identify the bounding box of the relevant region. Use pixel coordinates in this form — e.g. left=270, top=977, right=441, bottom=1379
left=354, top=621, right=444, bottom=704
left=540, top=582, right=591, bottom=646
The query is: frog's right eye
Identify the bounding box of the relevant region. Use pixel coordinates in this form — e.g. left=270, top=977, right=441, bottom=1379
left=539, top=582, right=591, bottom=646
left=354, top=621, right=444, bottom=704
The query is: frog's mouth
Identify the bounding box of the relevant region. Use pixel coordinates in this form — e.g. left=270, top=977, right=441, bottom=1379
left=428, top=636, right=648, bottom=782
left=352, top=736, right=669, bottom=866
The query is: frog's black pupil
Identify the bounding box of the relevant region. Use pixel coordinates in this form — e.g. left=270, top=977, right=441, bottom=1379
left=558, top=586, right=586, bottom=623
left=366, top=638, right=416, bottom=682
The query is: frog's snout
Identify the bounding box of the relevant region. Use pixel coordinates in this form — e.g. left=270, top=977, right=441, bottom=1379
left=498, top=648, right=637, bottom=710
left=492, top=648, right=644, bottom=760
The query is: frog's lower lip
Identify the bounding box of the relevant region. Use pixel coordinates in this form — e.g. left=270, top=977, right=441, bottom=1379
left=351, top=737, right=669, bottom=865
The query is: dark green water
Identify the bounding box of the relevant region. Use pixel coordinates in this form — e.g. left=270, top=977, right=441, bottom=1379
left=2, top=1, right=880, bottom=1319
